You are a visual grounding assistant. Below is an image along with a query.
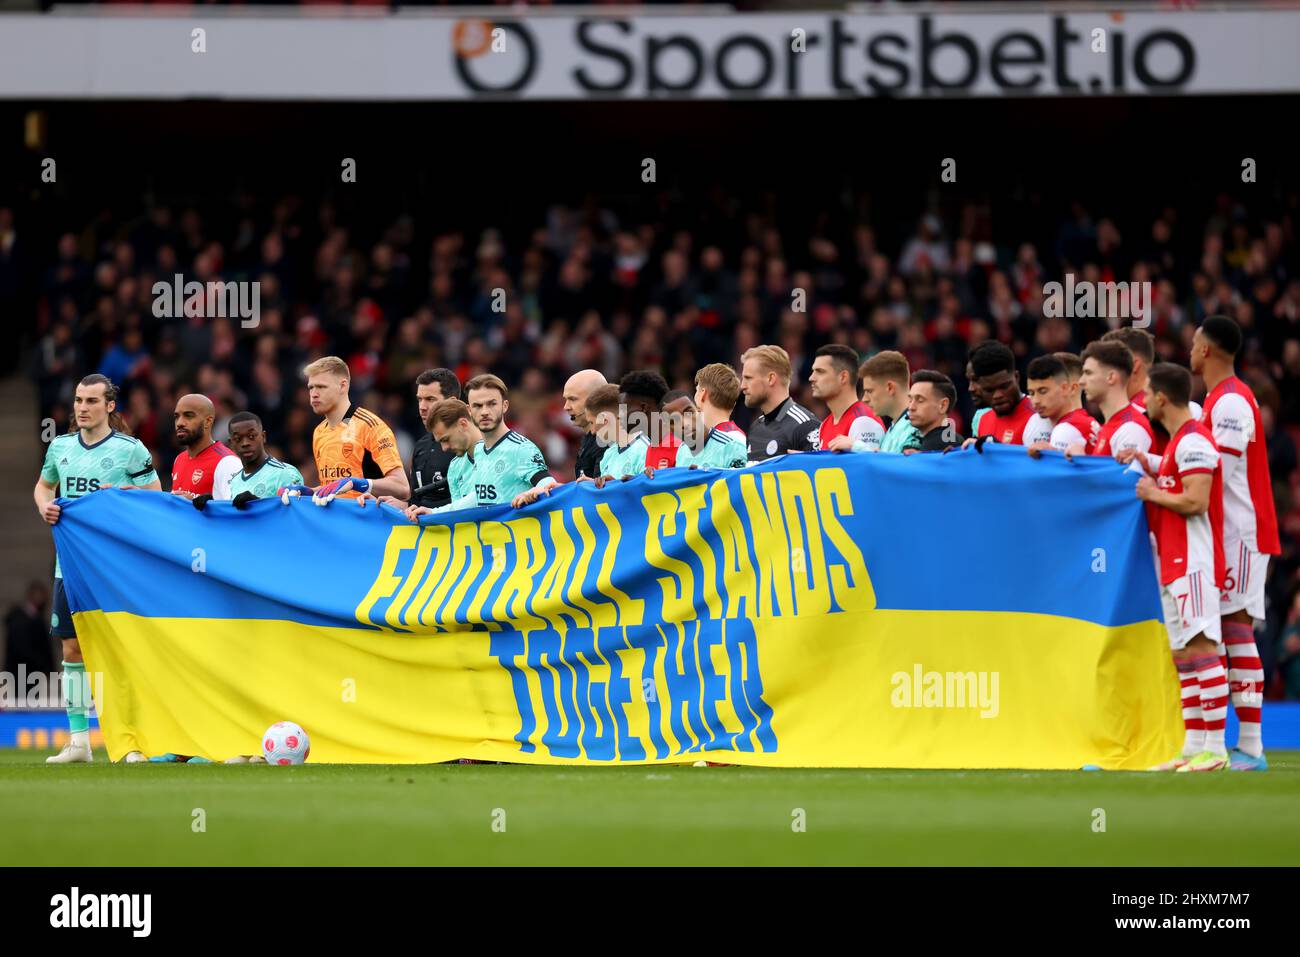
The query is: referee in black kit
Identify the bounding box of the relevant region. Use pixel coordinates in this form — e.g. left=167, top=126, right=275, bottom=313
left=563, top=369, right=608, bottom=479
left=739, top=345, right=821, bottom=462
left=409, top=368, right=461, bottom=509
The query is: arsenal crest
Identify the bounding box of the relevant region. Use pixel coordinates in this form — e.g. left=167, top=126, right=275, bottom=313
left=192, top=469, right=204, bottom=485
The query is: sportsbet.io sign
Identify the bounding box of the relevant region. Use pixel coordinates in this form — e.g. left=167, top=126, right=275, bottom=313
left=453, top=13, right=1205, bottom=98
left=0, top=7, right=1297, bottom=100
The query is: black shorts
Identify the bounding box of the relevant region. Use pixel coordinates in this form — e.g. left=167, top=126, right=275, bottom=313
left=51, top=578, right=76, bottom=639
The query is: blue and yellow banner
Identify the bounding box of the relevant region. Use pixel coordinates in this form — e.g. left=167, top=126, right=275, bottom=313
left=54, top=445, right=1181, bottom=768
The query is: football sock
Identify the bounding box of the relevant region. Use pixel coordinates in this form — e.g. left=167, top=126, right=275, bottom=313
left=1193, top=653, right=1229, bottom=756
left=1223, top=621, right=1264, bottom=757
left=1176, top=659, right=1204, bottom=756
left=63, top=661, right=91, bottom=738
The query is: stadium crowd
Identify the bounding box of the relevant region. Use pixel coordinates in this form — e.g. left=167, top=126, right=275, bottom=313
left=15, top=185, right=1300, bottom=705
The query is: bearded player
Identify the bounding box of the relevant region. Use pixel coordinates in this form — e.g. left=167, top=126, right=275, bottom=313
left=1191, top=316, right=1279, bottom=771
left=1135, top=364, right=1229, bottom=773
left=33, top=374, right=161, bottom=764
left=740, top=345, right=819, bottom=462
left=405, top=398, right=486, bottom=516
left=457, top=373, right=556, bottom=509
left=810, top=344, right=884, bottom=452
left=171, top=393, right=240, bottom=510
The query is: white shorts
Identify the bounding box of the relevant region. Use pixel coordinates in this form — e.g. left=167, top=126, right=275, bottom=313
left=1220, top=539, right=1269, bottom=621
left=1160, top=568, right=1223, bottom=651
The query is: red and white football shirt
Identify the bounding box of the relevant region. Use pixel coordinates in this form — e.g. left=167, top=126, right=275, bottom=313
left=645, top=432, right=681, bottom=470
left=1050, top=408, right=1100, bottom=451
left=819, top=401, right=885, bottom=451
left=1201, top=376, right=1280, bottom=556
left=171, top=441, right=240, bottom=500
left=976, top=395, right=1035, bottom=445
left=717, top=420, right=746, bottom=441
left=1090, top=403, right=1155, bottom=459
left=1136, top=390, right=1201, bottom=455
left=1149, top=420, right=1225, bottom=588
left=1023, top=412, right=1053, bottom=447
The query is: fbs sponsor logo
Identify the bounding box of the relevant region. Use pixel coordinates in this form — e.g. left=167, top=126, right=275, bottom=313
left=890, top=663, right=1000, bottom=718
left=49, top=887, right=151, bottom=938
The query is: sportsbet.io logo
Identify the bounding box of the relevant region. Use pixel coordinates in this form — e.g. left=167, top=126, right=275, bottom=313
left=451, top=15, right=1198, bottom=98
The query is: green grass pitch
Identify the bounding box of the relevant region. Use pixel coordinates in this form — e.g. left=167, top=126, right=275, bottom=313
left=3, top=749, right=1299, bottom=866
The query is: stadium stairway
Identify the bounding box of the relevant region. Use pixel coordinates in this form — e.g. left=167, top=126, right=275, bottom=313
left=0, top=374, right=53, bottom=618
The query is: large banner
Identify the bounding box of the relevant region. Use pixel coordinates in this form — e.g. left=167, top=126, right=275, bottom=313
left=2, top=7, right=1299, bottom=100
left=54, top=446, right=1180, bottom=769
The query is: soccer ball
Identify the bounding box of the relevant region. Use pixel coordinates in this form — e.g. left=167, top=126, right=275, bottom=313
left=262, top=721, right=310, bottom=765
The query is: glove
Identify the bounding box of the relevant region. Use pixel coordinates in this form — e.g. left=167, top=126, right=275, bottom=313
left=277, top=484, right=314, bottom=505
left=231, top=490, right=258, bottom=511
left=973, top=435, right=992, bottom=454
left=191, top=494, right=214, bottom=512
left=312, top=477, right=369, bottom=505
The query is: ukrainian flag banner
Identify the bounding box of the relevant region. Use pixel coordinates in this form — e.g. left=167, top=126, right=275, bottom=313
left=54, top=445, right=1181, bottom=768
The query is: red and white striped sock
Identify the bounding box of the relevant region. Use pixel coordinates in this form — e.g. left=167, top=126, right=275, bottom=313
left=1224, top=621, right=1264, bottom=757
left=1176, top=659, right=1204, bottom=756
left=1193, top=653, right=1229, bottom=756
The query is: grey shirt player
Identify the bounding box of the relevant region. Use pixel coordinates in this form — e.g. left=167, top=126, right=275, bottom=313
left=746, top=396, right=821, bottom=462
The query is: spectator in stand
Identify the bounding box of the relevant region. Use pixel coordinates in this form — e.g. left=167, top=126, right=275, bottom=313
left=4, top=582, right=54, bottom=687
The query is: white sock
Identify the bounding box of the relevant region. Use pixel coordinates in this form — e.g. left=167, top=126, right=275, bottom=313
left=1204, top=726, right=1226, bottom=755
left=1236, top=724, right=1263, bottom=758
left=71, top=730, right=90, bottom=749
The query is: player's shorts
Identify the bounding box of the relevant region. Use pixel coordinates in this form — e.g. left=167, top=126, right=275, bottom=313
left=1160, top=568, right=1222, bottom=651
left=1220, top=539, right=1269, bottom=621
left=51, top=577, right=75, bottom=639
